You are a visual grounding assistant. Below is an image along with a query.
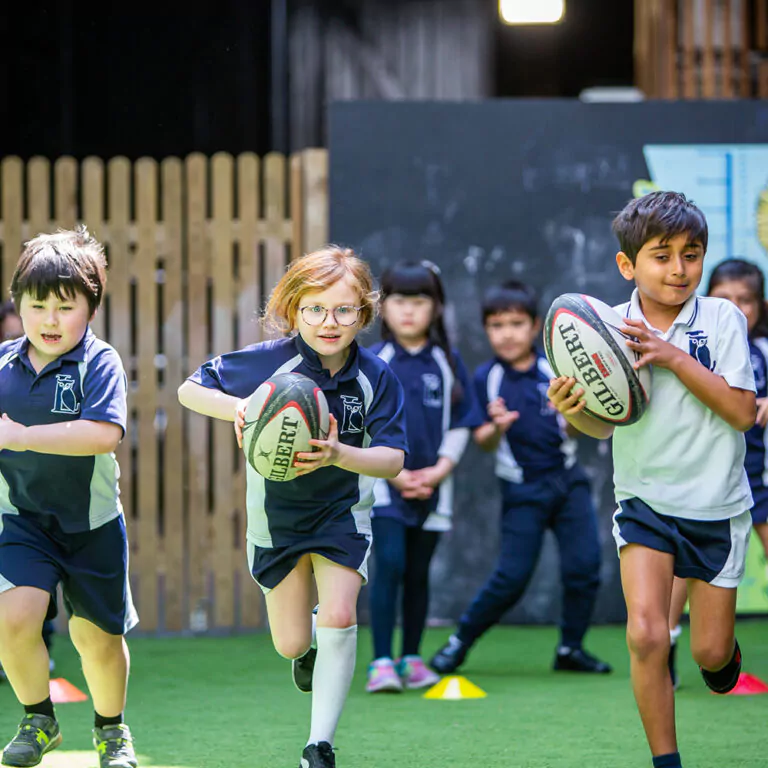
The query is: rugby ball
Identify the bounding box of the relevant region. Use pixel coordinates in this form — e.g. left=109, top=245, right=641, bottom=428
left=242, top=372, right=330, bottom=482
left=543, top=294, right=651, bottom=426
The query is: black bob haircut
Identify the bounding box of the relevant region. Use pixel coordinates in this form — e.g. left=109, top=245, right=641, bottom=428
left=379, top=260, right=464, bottom=402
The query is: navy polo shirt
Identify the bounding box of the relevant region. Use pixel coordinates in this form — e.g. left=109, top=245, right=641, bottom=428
left=370, top=342, right=481, bottom=471
left=0, top=329, right=127, bottom=533
left=745, top=337, right=768, bottom=484
left=188, top=334, right=408, bottom=548
left=475, top=353, right=576, bottom=484
left=369, top=341, right=483, bottom=525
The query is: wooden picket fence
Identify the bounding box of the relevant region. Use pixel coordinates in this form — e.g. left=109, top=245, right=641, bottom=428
left=0, top=150, right=329, bottom=633
left=635, top=0, right=768, bottom=98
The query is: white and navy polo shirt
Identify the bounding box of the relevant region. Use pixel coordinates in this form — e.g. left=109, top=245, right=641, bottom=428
left=188, top=335, right=408, bottom=548
left=612, top=290, right=755, bottom=521
left=369, top=341, right=483, bottom=531
left=744, top=337, right=768, bottom=488
left=0, top=329, right=127, bottom=534
left=475, top=354, right=577, bottom=484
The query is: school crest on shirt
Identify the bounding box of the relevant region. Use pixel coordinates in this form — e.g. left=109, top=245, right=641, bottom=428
left=422, top=373, right=442, bottom=408
left=340, top=395, right=364, bottom=434
left=687, top=330, right=716, bottom=372
left=51, top=374, right=81, bottom=415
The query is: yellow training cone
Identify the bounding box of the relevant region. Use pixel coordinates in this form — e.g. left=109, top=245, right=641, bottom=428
left=423, top=675, right=487, bottom=700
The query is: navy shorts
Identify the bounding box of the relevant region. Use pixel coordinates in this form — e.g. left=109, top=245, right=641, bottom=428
left=750, top=484, right=768, bottom=525
left=612, top=498, right=751, bottom=588
left=0, top=512, right=138, bottom=635
left=248, top=528, right=373, bottom=594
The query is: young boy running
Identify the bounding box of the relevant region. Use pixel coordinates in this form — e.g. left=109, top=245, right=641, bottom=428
left=549, top=192, right=755, bottom=768
left=431, top=281, right=610, bottom=676
left=0, top=227, right=138, bottom=768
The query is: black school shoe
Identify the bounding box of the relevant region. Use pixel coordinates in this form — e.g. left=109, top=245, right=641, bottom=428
left=293, top=605, right=319, bottom=693
left=300, top=742, right=335, bottom=768
left=700, top=639, right=741, bottom=694
left=292, top=647, right=318, bottom=693
left=553, top=647, right=613, bottom=673
left=429, top=635, right=470, bottom=674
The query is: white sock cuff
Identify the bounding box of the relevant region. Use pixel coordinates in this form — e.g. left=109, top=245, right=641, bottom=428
left=316, top=624, right=358, bottom=641
left=670, top=624, right=682, bottom=643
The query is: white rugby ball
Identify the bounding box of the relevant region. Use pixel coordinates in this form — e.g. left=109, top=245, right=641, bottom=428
left=543, top=293, right=651, bottom=426
left=242, top=372, right=330, bottom=482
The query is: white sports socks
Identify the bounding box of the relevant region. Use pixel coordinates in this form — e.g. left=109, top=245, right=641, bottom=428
left=307, top=625, right=357, bottom=747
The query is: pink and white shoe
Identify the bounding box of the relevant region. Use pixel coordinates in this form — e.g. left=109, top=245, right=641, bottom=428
left=397, top=655, right=440, bottom=689
left=366, top=657, right=404, bottom=693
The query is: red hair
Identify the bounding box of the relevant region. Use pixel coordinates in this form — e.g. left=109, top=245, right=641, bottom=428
left=265, top=245, right=378, bottom=332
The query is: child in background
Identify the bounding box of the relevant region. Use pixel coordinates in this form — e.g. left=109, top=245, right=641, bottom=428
left=0, top=228, right=138, bottom=768
left=0, top=301, right=24, bottom=341
left=431, top=280, right=610, bottom=676
left=366, top=261, right=482, bottom=693
left=178, top=247, right=407, bottom=768
left=550, top=192, right=755, bottom=768
left=667, top=257, right=768, bottom=688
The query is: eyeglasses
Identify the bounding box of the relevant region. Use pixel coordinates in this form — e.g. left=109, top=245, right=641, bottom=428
left=299, top=305, right=362, bottom=327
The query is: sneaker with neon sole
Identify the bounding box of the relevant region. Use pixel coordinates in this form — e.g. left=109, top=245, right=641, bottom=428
left=397, top=655, right=440, bottom=689
left=93, top=724, right=137, bottom=768
left=2, top=714, right=62, bottom=767
left=366, top=658, right=403, bottom=693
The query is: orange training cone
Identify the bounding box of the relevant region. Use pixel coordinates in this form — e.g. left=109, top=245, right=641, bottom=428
left=49, top=678, right=88, bottom=703
left=423, top=675, right=487, bottom=700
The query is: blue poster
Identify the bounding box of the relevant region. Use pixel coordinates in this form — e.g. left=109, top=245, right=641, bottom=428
left=638, top=144, right=768, bottom=289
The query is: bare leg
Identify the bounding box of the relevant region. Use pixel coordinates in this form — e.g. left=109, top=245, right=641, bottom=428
left=311, top=555, right=362, bottom=631
left=0, top=587, right=51, bottom=706
left=620, top=544, right=677, bottom=757
left=264, top=553, right=314, bottom=659
left=68, top=617, right=129, bottom=718
left=687, top=579, right=737, bottom=672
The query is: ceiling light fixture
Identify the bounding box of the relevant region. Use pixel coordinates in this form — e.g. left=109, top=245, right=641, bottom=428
left=499, top=0, right=565, bottom=25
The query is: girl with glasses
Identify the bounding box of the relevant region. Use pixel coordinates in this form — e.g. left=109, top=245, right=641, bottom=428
left=178, top=246, right=408, bottom=768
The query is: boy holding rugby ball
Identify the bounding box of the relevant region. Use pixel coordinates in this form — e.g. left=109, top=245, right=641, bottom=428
left=549, top=192, right=756, bottom=768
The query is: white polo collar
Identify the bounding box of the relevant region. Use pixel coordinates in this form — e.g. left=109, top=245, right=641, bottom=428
left=627, top=289, right=699, bottom=331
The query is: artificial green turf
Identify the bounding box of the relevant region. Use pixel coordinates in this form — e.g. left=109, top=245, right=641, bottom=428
left=1, top=622, right=767, bottom=767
